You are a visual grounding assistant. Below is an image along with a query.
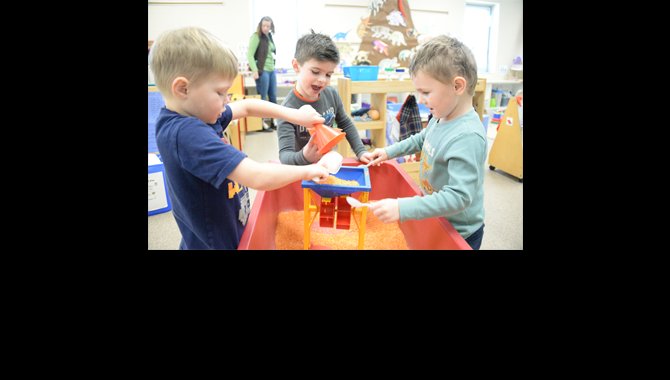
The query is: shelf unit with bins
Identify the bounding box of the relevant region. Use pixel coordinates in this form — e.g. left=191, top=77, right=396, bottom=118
left=336, top=77, right=417, bottom=159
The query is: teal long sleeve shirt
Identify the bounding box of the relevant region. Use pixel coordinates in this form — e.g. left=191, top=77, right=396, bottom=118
left=384, top=108, right=487, bottom=239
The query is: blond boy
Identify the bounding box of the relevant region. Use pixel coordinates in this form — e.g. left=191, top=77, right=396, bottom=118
left=150, top=27, right=328, bottom=249
left=361, top=35, right=487, bottom=249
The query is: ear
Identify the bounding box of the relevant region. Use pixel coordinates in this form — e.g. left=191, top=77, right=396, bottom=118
left=291, top=58, right=301, bottom=73
left=453, top=76, right=467, bottom=96
left=172, top=77, right=189, bottom=99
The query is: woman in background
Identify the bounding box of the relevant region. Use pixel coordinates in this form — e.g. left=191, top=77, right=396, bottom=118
left=248, top=16, right=277, bottom=131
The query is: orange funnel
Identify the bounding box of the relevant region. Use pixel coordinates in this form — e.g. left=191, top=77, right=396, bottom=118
left=310, top=123, right=346, bottom=154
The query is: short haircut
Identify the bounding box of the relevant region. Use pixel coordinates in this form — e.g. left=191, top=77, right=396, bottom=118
left=294, top=29, right=339, bottom=65
left=149, top=26, right=238, bottom=95
left=409, top=35, right=478, bottom=96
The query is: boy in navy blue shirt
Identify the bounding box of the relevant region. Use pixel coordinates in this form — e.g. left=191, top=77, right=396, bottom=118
left=150, top=27, right=329, bottom=249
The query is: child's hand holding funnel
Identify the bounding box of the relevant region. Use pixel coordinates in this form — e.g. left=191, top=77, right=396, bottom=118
left=306, top=122, right=347, bottom=181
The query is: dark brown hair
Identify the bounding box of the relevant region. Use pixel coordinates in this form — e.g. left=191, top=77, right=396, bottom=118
left=256, top=16, right=275, bottom=37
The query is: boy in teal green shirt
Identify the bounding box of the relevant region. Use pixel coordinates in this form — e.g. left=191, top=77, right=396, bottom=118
left=361, top=35, right=487, bottom=249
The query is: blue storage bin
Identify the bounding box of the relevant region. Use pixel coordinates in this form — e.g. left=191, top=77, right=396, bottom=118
left=148, top=154, right=172, bottom=216
left=343, top=66, right=351, bottom=78
left=349, top=66, right=379, bottom=81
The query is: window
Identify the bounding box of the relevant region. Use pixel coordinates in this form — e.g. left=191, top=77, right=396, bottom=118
left=463, top=3, right=493, bottom=73
left=250, top=0, right=298, bottom=70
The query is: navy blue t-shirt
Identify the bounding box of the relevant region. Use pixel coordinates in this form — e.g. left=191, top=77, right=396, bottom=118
left=155, top=105, right=250, bottom=249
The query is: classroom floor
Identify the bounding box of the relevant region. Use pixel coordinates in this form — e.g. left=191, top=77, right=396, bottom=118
left=148, top=119, right=523, bottom=250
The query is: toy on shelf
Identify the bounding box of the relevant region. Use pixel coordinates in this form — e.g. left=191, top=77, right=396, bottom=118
left=351, top=50, right=371, bottom=66
left=301, top=166, right=372, bottom=249
left=491, top=110, right=503, bottom=124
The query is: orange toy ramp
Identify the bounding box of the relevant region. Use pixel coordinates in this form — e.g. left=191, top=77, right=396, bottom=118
left=238, top=159, right=471, bottom=250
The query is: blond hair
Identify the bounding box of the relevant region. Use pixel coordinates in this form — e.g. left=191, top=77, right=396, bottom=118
left=149, top=27, right=238, bottom=95
left=409, top=35, right=478, bottom=96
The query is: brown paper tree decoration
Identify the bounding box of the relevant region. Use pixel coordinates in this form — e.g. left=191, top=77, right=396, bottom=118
left=356, top=0, right=419, bottom=67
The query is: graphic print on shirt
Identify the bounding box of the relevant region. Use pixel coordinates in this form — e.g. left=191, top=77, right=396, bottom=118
left=238, top=189, right=250, bottom=226
left=228, top=180, right=250, bottom=226
left=419, top=142, right=436, bottom=195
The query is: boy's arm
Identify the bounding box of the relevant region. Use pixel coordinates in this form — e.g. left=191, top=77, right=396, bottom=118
left=228, top=157, right=328, bottom=191
left=384, top=125, right=427, bottom=159
left=364, top=126, right=427, bottom=166
left=228, top=99, right=324, bottom=127
left=277, top=118, right=314, bottom=165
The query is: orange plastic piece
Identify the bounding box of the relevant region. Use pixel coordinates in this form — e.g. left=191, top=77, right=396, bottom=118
left=319, top=197, right=335, bottom=228
left=335, top=196, right=352, bottom=230
left=308, top=123, right=346, bottom=154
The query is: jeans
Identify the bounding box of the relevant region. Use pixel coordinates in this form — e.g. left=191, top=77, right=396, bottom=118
left=465, top=223, right=485, bottom=250
left=254, top=70, right=277, bottom=105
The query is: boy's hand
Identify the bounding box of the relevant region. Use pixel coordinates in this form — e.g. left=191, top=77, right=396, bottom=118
left=306, top=163, right=329, bottom=182
left=302, top=132, right=324, bottom=163
left=368, top=199, right=400, bottom=224
left=297, top=105, right=325, bottom=127
left=362, top=148, right=389, bottom=166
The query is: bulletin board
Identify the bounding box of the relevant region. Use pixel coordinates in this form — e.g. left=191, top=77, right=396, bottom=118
left=148, top=86, right=164, bottom=154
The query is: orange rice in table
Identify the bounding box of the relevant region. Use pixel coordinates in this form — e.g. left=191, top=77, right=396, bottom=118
left=315, top=175, right=359, bottom=186
left=275, top=201, right=409, bottom=250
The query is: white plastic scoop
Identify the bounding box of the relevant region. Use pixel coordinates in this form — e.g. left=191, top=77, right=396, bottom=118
left=312, top=151, right=343, bottom=182
left=346, top=196, right=371, bottom=208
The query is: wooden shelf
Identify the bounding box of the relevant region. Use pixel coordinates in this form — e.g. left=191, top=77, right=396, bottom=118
left=352, top=120, right=386, bottom=130
left=337, top=77, right=410, bottom=159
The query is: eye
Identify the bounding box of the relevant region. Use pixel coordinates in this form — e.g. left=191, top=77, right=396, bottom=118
left=311, top=70, right=319, bottom=75
left=326, top=73, right=332, bottom=78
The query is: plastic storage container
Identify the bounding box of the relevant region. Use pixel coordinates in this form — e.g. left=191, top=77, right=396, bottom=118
left=491, top=89, right=502, bottom=108
left=148, top=154, right=172, bottom=216
left=349, top=65, right=379, bottom=81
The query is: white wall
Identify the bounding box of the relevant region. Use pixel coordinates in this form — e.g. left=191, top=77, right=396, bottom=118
left=148, top=0, right=522, bottom=76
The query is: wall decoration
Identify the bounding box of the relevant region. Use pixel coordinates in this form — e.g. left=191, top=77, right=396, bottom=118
left=386, top=10, right=406, bottom=27
left=332, top=30, right=352, bottom=41
left=357, top=16, right=373, bottom=39
left=356, top=0, right=419, bottom=66
left=368, top=0, right=386, bottom=16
